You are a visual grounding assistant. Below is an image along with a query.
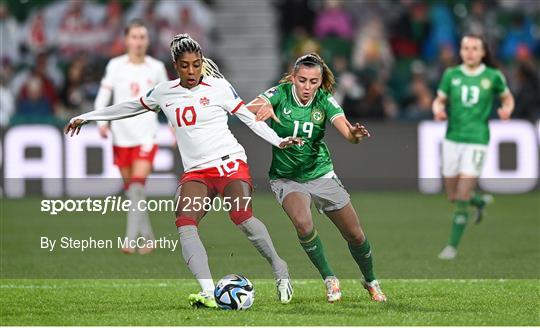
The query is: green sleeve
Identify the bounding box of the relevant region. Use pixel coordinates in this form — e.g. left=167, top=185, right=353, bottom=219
left=437, top=68, right=452, bottom=97
left=493, top=70, right=509, bottom=96
left=259, top=84, right=284, bottom=108
left=324, top=94, right=345, bottom=124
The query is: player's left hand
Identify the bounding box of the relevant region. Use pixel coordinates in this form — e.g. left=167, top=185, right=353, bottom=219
left=279, top=137, right=304, bottom=149
left=64, top=119, right=87, bottom=137
left=348, top=122, right=371, bottom=141
left=497, top=107, right=512, bottom=120
left=256, top=104, right=281, bottom=123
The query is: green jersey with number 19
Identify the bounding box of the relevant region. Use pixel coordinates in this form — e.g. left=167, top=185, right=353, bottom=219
left=437, top=64, right=509, bottom=145
left=259, top=83, right=345, bottom=182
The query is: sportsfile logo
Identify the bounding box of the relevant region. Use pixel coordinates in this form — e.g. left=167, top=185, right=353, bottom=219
left=40, top=196, right=252, bottom=215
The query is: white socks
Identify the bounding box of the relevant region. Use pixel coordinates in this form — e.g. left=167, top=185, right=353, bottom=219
left=178, top=225, right=215, bottom=294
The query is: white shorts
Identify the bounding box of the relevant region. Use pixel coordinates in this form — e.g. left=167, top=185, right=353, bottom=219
left=442, top=139, right=488, bottom=177
left=269, top=171, right=350, bottom=213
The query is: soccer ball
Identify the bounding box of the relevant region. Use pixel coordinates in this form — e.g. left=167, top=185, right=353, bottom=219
left=214, top=274, right=255, bottom=310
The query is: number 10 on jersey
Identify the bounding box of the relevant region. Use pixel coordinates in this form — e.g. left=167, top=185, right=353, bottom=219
left=176, top=106, right=197, bottom=126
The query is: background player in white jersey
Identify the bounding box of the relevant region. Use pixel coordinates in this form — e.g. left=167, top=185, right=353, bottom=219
left=94, top=19, right=168, bottom=255
left=66, top=34, right=301, bottom=307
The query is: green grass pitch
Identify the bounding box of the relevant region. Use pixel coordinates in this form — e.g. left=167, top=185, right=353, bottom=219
left=1, top=191, right=539, bottom=325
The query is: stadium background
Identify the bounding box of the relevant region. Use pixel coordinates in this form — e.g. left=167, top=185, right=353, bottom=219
left=1, top=0, right=539, bottom=190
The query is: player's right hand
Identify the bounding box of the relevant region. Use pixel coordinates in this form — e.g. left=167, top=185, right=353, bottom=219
left=64, top=119, right=86, bottom=137
left=433, top=109, right=447, bottom=121
left=98, top=124, right=109, bottom=139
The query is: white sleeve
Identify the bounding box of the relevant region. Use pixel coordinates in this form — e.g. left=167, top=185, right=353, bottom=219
left=233, top=104, right=283, bottom=148
left=72, top=94, right=159, bottom=124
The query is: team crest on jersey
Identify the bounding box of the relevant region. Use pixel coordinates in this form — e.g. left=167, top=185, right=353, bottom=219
left=200, top=97, right=210, bottom=106
left=481, top=78, right=491, bottom=89
left=283, top=107, right=292, bottom=115
left=311, top=108, right=324, bottom=123
left=451, top=78, right=461, bottom=86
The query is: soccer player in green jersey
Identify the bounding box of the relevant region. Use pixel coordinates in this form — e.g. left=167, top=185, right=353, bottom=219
left=247, top=53, right=386, bottom=303
left=432, top=34, right=514, bottom=260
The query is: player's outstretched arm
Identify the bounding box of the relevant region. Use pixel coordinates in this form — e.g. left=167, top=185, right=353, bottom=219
left=64, top=98, right=152, bottom=137
left=497, top=91, right=514, bottom=120
left=233, top=104, right=301, bottom=148
left=332, top=116, right=370, bottom=144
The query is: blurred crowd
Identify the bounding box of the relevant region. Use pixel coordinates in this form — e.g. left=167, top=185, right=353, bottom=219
left=276, top=0, right=540, bottom=121
left=1, top=0, right=539, bottom=128
left=0, top=0, right=215, bottom=127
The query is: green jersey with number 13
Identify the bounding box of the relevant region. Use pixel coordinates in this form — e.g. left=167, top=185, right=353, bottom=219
left=437, top=64, right=509, bottom=145
left=259, top=83, right=345, bottom=182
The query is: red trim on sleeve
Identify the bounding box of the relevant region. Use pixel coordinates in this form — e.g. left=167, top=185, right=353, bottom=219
left=231, top=101, right=244, bottom=114
left=139, top=97, right=154, bottom=111
left=199, top=81, right=211, bottom=86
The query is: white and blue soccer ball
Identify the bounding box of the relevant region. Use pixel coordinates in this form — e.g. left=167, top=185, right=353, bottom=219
left=214, top=274, right=255, bottom=310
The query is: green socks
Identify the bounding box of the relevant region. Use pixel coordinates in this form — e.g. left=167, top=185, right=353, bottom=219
left=469, top=193, right=485, bottom=207
left=299, top=229, right=334, bottom=279
left=349, top=240, right=376, bottom=282
left=449, top=200, right=470, bottom=247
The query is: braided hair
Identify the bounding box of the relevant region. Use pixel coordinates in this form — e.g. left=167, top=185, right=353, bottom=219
left=169, top=34, right=223, bottom=78
left=279, top=53, right=335, bottom=94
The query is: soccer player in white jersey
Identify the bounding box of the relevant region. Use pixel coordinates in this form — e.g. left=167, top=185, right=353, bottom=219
left=94, top=19, right=168, bottom=255
left=66, top=34, right=300, bottom=307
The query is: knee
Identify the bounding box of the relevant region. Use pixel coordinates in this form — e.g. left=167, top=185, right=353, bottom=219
left=344, top=229, right=366, bottom=245
left=293, top=217, right=314, bottom=237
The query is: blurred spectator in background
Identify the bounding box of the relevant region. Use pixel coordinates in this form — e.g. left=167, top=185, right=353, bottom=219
left=0, top=2, right=20, bottom=66
left=1, top=0, right=538, bottom=127
left=11, top=75, right=57, bottom=125
left=513, top=62, right=540, bottom=120
left=0, top=69, right=15, bottom=127
left=426, top=43, right=457, bottom=89
left=422, top=2, right=456, bottom=61
left=351, top=18, right=394, bottom=81
left=500, top=12, right=536, bottom=61
left=401, top=60, right=433, bottom=120
left=460, top=0, right=500, bottom=51
left=333, top=56, right=364, bottom=107
left=59, top=56, right=90, bottom=119
left=23, top=9, right=49, bottom=55
left=390, top=1, right=431, bottom=59
left=98, top=0, right=124, bottom=58
left=158, top=6, right=207, bottom=61
left=57, top=0, right=104, bottom=59
left=314, top=0, right=354, bottom=41
left=155, top=0, right=213, bottom=52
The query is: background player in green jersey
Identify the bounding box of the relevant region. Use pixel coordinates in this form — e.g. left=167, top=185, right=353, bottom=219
left=247, top=53, right=386, bottom=303
left=432, top=34, right=514, bottom=260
